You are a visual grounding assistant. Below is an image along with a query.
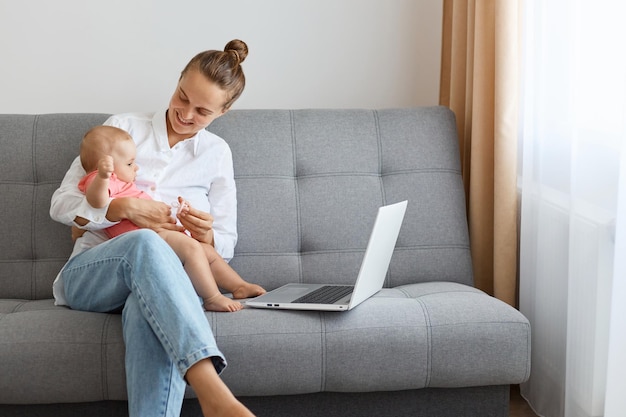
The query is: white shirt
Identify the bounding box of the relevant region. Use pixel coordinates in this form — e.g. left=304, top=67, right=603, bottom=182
left=50, top=110, right=238, bottom=305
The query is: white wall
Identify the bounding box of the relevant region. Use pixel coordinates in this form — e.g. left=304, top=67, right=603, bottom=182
left=0, top=0, right=442, bottom=114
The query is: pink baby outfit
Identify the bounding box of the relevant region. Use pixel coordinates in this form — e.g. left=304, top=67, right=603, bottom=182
left=78, top=171, right=151, bottom=238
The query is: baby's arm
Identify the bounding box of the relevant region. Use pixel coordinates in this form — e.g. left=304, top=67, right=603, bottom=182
left=85, top=156, right=114, bottom=209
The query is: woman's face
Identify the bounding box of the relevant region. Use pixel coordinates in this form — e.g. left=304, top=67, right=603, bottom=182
left=166, top=68, right=229, bottom=143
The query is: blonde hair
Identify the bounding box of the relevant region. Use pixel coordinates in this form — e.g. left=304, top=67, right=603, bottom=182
left=79, top=125, right=133, bottom=172
left=181, top=39, right=248, bottom=111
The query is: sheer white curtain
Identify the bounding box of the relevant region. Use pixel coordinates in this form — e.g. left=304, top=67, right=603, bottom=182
left=519, top=1, right=626, bottom=417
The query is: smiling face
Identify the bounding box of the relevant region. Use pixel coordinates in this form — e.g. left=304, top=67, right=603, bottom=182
left=166, top=68, right=229, bottom=146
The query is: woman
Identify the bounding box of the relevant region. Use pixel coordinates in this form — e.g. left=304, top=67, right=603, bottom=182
left=50, top=40, right=255, bottom=417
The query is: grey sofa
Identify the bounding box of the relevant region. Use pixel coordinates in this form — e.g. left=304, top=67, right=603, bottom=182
left=0, top=108, right=530, bottom=417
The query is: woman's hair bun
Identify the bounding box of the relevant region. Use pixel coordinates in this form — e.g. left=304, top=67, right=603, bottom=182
left=224, top=39, right=248, bottom=65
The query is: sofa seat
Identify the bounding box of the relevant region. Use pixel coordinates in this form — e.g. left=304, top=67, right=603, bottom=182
left=1, top=282, right=529, bottom=403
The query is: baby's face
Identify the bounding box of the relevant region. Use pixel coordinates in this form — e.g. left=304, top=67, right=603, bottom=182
left=112, top=139, right=139, bottom=183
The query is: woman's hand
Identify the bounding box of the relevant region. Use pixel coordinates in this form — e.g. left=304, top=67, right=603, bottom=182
left=176, top=196, right=214, bottom=245
left=108, top=198, right=183, bottom=232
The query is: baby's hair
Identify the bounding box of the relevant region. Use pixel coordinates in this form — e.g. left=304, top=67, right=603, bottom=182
left=181, top=39, right=248, bottom=111
left=79, top=126, right=133, bottom=172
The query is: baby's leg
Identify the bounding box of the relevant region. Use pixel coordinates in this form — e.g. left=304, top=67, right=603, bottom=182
left=201, top=243, right=266, bottom=299
left=158, top=231, right=242, bottom=312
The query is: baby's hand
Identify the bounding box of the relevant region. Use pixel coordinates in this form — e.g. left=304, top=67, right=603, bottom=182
left=97, top=155, right=114, bottom=179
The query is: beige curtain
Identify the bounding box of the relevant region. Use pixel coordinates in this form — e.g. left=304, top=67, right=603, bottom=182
left=439, top=0, right=521, bottom=306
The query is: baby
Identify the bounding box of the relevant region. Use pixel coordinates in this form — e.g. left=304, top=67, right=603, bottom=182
left=78, top=125, right=265, bottom=312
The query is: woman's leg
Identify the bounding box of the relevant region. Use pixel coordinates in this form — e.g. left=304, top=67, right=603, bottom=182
left=123, top=292, right=187, bottom=417
left=186, top=359, right=255, bottom=417
left=61, top=230, right=249, bottom=416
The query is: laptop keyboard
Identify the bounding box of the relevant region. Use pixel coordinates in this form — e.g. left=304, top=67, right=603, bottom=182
left=293, top=285, right=354, bottom=304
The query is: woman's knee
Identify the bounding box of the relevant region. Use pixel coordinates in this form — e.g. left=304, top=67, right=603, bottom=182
left=117, top=230, right=188, bottom=287
left=122, top=230, right=178, bottom=260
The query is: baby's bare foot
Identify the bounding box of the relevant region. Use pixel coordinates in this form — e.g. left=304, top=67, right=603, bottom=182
left=232, top=283, right=266, bottom=299
left=203, top=294, right=243, bottom=312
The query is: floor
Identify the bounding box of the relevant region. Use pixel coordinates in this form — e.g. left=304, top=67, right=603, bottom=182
left=510, top=385, right=539, bottom=417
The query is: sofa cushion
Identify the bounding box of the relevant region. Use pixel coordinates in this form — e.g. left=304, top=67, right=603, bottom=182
left=0, top=282, right=529, bottom=403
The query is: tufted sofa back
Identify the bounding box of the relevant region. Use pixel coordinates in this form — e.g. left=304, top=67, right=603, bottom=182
left=0, top=108, right=472, bottom=300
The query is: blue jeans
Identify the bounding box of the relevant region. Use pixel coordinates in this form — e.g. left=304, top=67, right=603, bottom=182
left=61, top=229, right=226, bottom=417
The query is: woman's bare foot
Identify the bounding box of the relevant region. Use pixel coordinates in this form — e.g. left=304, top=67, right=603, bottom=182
left=204, top=399, right=255, bottom=417
left=203, top=293, right=243, bottom=312
left=231, top=282, right=266, bottom=300
left=187, top=359, right=255, bottom=417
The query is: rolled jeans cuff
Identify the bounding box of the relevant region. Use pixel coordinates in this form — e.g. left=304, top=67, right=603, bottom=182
left=179, top=347, right=227, bottom=377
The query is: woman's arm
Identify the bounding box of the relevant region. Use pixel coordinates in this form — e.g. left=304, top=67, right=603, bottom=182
left=109, top=197, right=180, bottom=231
left=212, top=146, right=238, bottom=261
left=206, top=178, right=237, bottom=261
left=182, top=145, right=238, bottom=261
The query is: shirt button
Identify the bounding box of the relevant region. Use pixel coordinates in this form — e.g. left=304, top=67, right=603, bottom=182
left=150, top=186, right=156, bottom=191
left=94, top=216, right=101, bottom=222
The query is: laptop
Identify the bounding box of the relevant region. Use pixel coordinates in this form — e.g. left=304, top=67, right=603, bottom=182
left=245, top=200, right=408, bottom=312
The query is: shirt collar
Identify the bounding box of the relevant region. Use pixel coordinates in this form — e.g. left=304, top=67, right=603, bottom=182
left=152, top=110, right=202, bottom=156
